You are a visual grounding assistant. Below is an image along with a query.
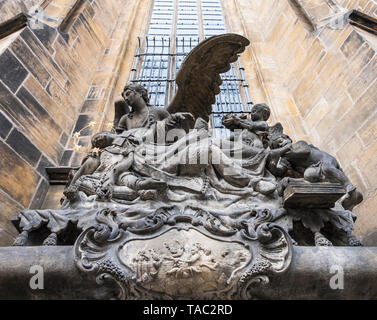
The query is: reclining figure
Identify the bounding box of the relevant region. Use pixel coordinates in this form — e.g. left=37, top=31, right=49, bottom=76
left=268, top=130, right=363, bottom=211
left=65, top=131, right=167, bottom=203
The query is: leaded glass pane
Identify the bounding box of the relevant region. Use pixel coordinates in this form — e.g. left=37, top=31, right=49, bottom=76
left=131, top=0, right=252, bottom=137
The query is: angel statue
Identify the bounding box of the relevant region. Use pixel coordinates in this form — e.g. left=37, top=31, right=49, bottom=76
left=100, top=34, right=277, bottom=194
left=11, top=33, right=362, bottom=248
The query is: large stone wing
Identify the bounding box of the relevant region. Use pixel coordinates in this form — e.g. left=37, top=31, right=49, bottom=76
left=167, top=33, right=250, bottom=121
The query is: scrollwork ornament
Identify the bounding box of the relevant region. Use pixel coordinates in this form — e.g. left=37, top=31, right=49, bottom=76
left=74, top=209, right=293, bottom=300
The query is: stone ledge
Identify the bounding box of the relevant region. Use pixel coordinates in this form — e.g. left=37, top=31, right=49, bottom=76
left=0, top=13, right=28, bottom=41
left=0, top=245, right=376, bottom=299
left=349, top=10, right=377, bottom=35
left=283, top=182, right=346, bottom=208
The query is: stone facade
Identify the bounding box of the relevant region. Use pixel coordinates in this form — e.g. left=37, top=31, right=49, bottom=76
left=0, top=0, right=376, bottom=246
left=340, top=0, right=377, bottom=15
left=0, top=0, right=147, bottom=244
left=223, top=0, right=377, bottom=245
left=0, top=0, right=43, bottom=24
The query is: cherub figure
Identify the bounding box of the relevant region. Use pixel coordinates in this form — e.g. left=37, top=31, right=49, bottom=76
left=268, top=131, right=363, bottom=211
left=221, top=104, right=280, bottom=196
left=65, top=131, right=167, bottom=202
left=222, top=103, right=271, bottom=148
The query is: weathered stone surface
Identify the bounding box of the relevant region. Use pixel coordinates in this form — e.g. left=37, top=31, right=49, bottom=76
left=29, top=179, right=50, bottom=210
left=0, top=189, right=22, bottom=240
left=0, top=0, right=40, bottom=25
left=0, top=111, right=12, bottom=139
left=24, top=75, right=73, bottom=133
left=16, top=86, right=62, bottom=140
left=341, top=30, right=365, bottom=58
left=0, top=0, right=376, bottom=300
left=0, top=0, right=146, bottom=245
left=20, top=28, right=68, bottom=89
left=227, top=0, right=377, bottom=244
left=283, top=182, right=346, bottom=209
left=0, top=245, right=376, bottom=299
left=0, top=49, right=28, bottom=92
left=6, top=128, right=41, bottom=167
left=10, top=37, right=51, bottom=87
left=0, top=141, right=39, bottom=207
left=36, top=156, right=54, bottom=180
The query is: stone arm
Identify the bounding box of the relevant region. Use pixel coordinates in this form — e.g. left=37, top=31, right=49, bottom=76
left=222, top=115, right=268, bottom=132
left=100, top=153, right=134, bottom=193
left=236, top=118, right=269, bottom=132
left=289, top=141, right=312, bottom=158
left=165, top=112, right=195, bottom=132
left=69, top=155, right=101, bottom=187
left=270, top=143, right=292, bottom=158
left=154, top=107, right=171, bottom=121
left=267, top=144, right=293, bottom=177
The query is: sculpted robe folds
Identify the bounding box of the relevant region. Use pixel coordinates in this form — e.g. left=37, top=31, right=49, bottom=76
left=14, top=120, right=279, bottom=237
left=7, top=34, right=368, bottom=300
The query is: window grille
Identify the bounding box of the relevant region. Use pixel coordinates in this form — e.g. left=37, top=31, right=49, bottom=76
left=131, top=0, right=253, bottom=138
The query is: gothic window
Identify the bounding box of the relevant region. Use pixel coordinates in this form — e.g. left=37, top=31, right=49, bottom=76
left=131, top=0, right=252, bottom=137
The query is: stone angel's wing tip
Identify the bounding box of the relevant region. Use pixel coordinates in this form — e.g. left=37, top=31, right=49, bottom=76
left=167, top=33, right=250, bottom=122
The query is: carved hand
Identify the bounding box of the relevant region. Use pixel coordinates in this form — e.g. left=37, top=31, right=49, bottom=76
left=166, top=112, right=195, bottom=128
left=222, top=115, right=239, bottom=129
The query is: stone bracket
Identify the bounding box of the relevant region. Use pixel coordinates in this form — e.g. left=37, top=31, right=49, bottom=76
left=349, top=10, right=377, bottom=36
left=283, top=182, right=346, bottom=209
left=73, top=208, right=293, bottom=299
left=0, top=13, right=28, bottom=40
left=46, top=166, right=78, bottom=185
left=293, top=0, right=377, bottom=34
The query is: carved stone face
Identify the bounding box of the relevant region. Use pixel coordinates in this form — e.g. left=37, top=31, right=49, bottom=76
left=270, top=134, right=292, bottom=149
left=122, top=88, right=141, bottom=105
left=251, top=104, right=270, bottom=121
left=91, top=132, right=115, bottom=148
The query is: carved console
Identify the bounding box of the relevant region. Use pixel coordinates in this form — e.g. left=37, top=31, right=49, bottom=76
left=283, top=182, right=346, bottom=209
left=74, top=209, right=292, bottom=300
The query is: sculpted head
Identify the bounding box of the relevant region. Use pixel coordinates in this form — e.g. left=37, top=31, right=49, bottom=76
left=251, top=103, right=270, bottom=121
left=91, top=131, right=115, bottom=149
left=122, top=84, right=150, bottom=106
left=269, top=133, right=292, bottom=149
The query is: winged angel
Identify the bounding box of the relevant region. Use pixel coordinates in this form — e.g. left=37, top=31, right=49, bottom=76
left=12, top=34, right=361, bottom=247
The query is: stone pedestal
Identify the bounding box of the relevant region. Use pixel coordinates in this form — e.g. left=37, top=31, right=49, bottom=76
left=1, top=245, right=376, bottom=300
left=283, top=182, right=346, bottom=209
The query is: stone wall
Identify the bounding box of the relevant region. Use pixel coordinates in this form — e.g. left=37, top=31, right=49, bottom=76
left=339, top=0, right=377, bottom=16
left=1, top=0, right=376, bottom=246
left=61, top=0, right=154, bottom=168
left=0, top=0, right=125, bottom=244
left=224, top=0, right=377, bottom=245
left=0, top=0, right=44, bottom=24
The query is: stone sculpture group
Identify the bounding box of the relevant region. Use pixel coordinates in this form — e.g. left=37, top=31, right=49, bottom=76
left=10, top=34, right=364, bottom=299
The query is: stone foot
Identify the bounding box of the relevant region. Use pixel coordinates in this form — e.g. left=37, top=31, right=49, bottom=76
left=13, top=231, right=29, bottom=247
left=341, top=186, right=363, bottom=211
left=138, top=178, right=167, bottom=190
left=140, top=190, right=158, bottom=200
left=255, top=181, right=276, bottom=195
left=348, top=234, right=362, bottom=246
left=314, top=232, right=333, bottom=246
left=43, top=233, right=58, bottom=246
